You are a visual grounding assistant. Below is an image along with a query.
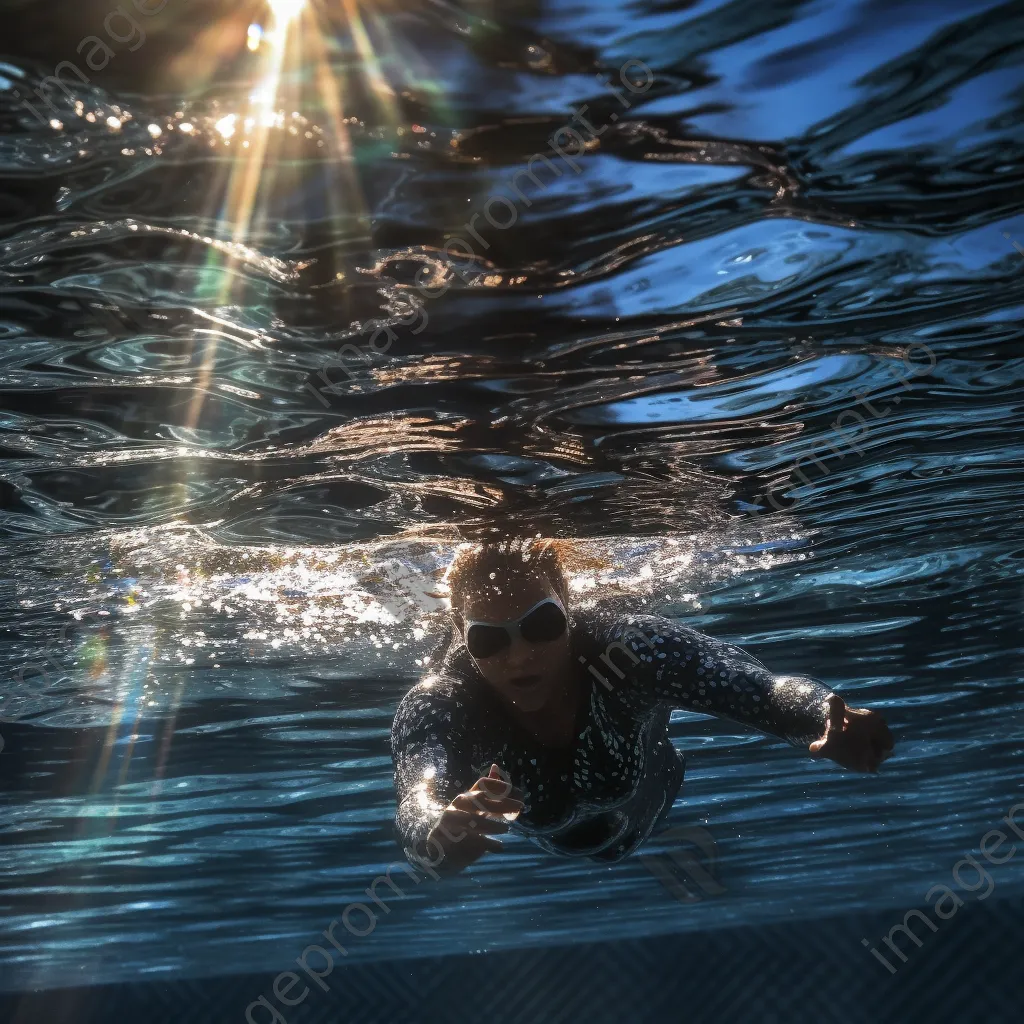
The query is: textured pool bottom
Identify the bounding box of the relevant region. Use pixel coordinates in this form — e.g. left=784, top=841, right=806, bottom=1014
left=1, top=900, right=1020, bottom=1024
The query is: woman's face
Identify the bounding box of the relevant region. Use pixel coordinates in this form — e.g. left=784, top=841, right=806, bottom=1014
left=458, top=572, right=573, bottom=713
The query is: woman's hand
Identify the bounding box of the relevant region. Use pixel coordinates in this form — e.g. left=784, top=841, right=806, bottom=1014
left=427, top=765, right=525, bottom=875
left=809, top=695, right=894, bottom=772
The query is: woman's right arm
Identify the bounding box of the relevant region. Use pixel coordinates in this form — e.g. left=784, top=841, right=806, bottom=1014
left=391, top=679, right=523, bottom=873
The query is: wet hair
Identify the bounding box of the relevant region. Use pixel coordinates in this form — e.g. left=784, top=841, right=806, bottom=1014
left=444, top=537, right=569, bottom=621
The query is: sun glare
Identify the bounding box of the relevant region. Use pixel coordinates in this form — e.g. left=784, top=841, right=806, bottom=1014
left=186, top=0, right=311, bottom=431
left=269, top=0, right=308, bottom=24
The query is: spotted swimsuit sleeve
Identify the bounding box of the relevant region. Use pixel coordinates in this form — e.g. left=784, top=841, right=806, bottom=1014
left=610, top=615, right=835, bottom=748
left=390, top=678, right=476, bottom=862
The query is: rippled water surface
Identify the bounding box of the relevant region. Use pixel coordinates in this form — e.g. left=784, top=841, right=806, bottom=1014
left=1, top=0, right=1024, bottom=995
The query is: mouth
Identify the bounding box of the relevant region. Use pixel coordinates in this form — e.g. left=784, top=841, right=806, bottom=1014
left=509, top=673, right=543, bottom=690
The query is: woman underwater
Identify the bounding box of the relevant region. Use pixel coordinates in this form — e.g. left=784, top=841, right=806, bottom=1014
left=390, top=539, right=894, bottom=874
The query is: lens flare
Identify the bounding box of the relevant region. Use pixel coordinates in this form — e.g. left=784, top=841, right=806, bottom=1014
left=186, top=0, right=311, bottom=431
left=269, top=0, right=307, bottom=24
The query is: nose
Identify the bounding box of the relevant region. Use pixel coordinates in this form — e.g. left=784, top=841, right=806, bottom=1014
left=504, top=632, right=538, bottom=668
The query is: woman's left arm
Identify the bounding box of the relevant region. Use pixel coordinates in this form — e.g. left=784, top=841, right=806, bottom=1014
left=606, top=615, right=893, bottom=772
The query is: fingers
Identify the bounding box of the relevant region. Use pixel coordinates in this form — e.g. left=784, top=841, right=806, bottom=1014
left=465, top=815, right=511, bottom=836
left=454, top=779, right=525, bottom=814
left=432, top=762, right=524, bottom=860
left=871, top=728, right=894, bottom=760
left=456, top=782, right=524, bottom=806
left=855, top=720, right=895, bottom=772
left=475, top=773, right=524, bottom=802
left=825, top=694, right=847, bottom=730
left=437, top=765, right=524, bottom=860
left=809, top=698, right=896, bottom=772
left=466, top=767, right=525, bottom=816
left=857, top=745, right=890, bottom=773
left=428, top=808, right=509, bottom=874
left=869, top=727, right=895, bottom=771
left=441, top=808, right=512, bottom=835
left=858, top=709, right=895, bottom=770
left=454, top=792, right=524, bottom=816
left=877, top=719, right=895, bottom=752
left=461, top=797, right=524, bottom=820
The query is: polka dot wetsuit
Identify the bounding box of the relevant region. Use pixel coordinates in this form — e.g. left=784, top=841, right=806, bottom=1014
left=391, top=611, right=835, bottom=864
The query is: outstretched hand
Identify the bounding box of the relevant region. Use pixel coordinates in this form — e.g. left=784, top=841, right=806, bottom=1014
left=426, top=764, right=524, bottom=875
left=809, top=695, right=893, bottom=772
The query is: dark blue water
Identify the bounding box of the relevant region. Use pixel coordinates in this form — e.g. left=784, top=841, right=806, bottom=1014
left=1, top=0, right=1023, bottom=1016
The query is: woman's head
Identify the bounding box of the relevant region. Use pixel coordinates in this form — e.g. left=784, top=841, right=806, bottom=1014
left=445, top=538, right=573, bottom=712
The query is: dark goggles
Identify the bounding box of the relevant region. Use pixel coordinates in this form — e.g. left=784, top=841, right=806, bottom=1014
left=464, top=597, right=568, bottom=659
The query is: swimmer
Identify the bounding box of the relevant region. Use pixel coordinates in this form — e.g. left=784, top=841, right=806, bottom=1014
left=390, top=539, right=893, bottom=874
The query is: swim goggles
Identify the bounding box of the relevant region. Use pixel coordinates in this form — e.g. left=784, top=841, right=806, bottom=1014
left=464, top=596, right=568, bottom=659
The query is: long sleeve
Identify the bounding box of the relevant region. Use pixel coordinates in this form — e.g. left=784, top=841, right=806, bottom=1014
left=390, top=676, right=476, bottom=861
left=600, top=614, right=835, bottom=748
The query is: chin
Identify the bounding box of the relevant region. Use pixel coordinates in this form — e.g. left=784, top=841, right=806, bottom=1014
left=509, top=691, right=548, bottom=712
left=499, top=678, right=550, bottom=712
